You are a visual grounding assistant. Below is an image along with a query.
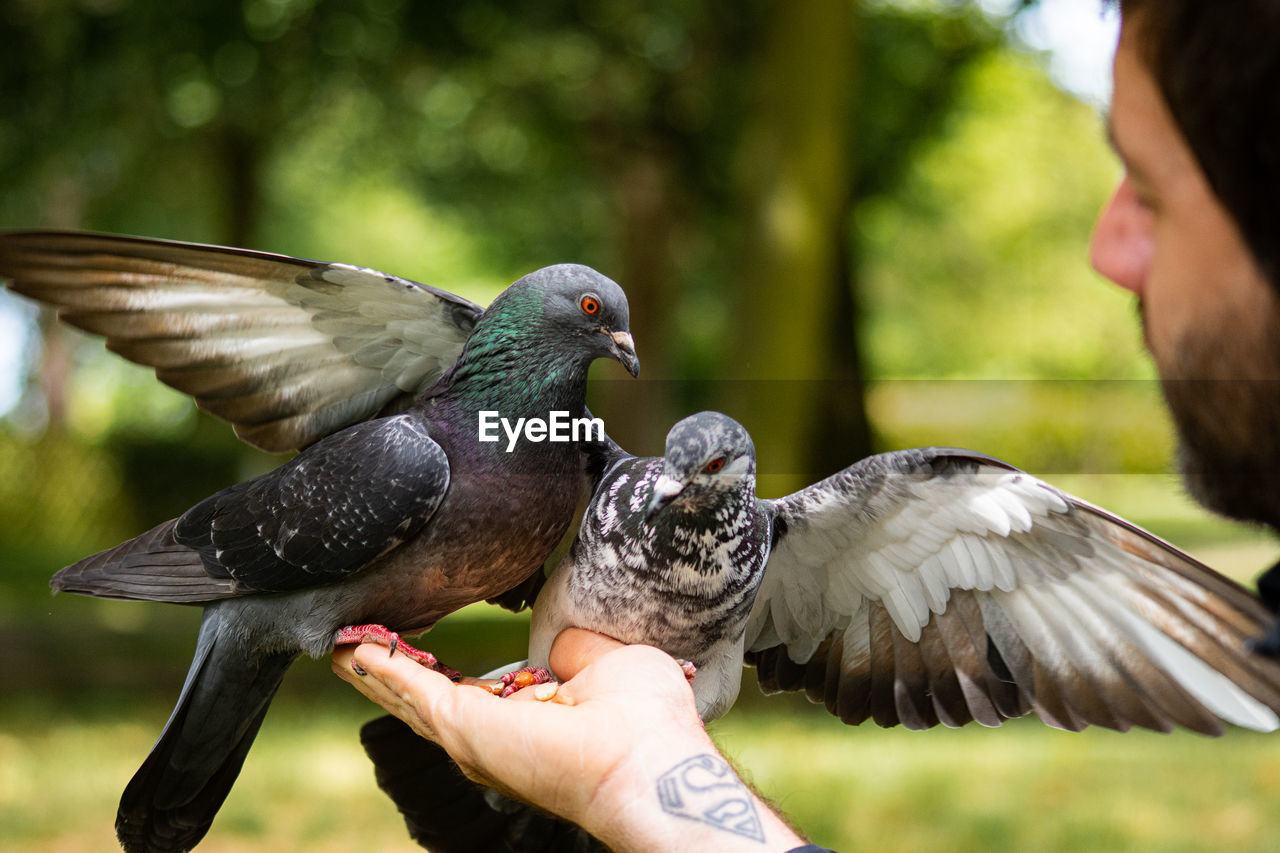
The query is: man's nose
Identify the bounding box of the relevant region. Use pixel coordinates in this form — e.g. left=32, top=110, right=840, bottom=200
left=1090, top=176, right=1152, bottom=296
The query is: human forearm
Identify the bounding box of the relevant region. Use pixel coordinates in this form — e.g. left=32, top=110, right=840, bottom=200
left=582, top=742, right=806, bottom=852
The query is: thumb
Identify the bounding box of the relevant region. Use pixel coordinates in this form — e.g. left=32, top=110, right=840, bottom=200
left=548, top=629, right=626, bottom=680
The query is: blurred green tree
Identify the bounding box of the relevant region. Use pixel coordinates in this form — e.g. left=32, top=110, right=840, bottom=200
left=0, top=0, right=1081, bottom=587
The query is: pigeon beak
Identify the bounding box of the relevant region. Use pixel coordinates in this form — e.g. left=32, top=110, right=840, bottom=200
left=645, top=474, right=685, bottom=522
left=606, top=329, right=640, bottom=378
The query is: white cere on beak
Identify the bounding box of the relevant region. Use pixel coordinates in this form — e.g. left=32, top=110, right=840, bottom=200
left=652, top=474, right=685, bottom=503
left=646, top=473, right=687, bottom=520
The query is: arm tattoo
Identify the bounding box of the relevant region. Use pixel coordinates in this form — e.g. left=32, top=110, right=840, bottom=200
left=655, top=753, right=766, bottom=842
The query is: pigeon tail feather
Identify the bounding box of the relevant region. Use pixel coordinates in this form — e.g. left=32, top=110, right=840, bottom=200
left=116, top=612, right=296, bottom=853
left=50, top=519, right=237, bottom=604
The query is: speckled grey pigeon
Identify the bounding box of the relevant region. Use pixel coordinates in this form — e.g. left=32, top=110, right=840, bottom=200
left=0, top=230, right=639, bottom=853
left=361, top=410, right=1280, bottom=851
left=525, top=411, right=769, bottom=717
left=532, top=410, right=1280, bottom=730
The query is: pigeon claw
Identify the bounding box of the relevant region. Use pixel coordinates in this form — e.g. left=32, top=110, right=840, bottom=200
left=676, top=658, right=698, bottom=683
left=498, top=666, right=556, bottom=697
left=333, top=624, right=462, bottom=681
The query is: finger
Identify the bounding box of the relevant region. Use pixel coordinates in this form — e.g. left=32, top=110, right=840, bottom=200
left=503, top=682, right=548, bottom=702
left=341, top=654, right=423, bottom=718
left=331, top=645, right=356, bottom=676
left=334, top=643, right=465, bottom=737
left=548, top=628, right=626, bottom=680
left=332, top=645, right=398, bottom=706
left=352, top=642, right=456, bottom=699
left=332, top=644, right=381, bottom=684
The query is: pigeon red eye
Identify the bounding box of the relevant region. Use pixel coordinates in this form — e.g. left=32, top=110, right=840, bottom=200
left=704, top=457, right=725, bottom=474
left=580, top=294, right=601, bottom=315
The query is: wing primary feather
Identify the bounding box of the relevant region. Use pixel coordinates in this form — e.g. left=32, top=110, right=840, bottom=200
left=932, top=595, right=1005, bottom=727
left=977, top=593, right=1083, bottom=730
left=1062, top=573, right=1225, bottom=734
left=869, top=604, right=900, bottom=727
left=834, top=604, right=873, bottom=725
left=1101, top=564, right=1280, bottom=709
left=889, top=618, right=937, bottom=731
left=991, top=587, right=1120, bottom=731
left=803, top=637, right=834, bottom=703
left=915, top=617, right=973, bottom=728
left=949, top=591, right=1030, bottom=720
left=818, top=630, right=846, bottom=710
left=1019, top=582, right=1143, bottom=732
left=49, top=519, right=237, bottom=604
left=1084, top=572, right=1279, bottom=731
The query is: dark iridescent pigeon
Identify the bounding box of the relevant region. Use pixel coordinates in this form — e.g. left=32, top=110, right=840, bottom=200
left=362, top=410, right=1280, bottom=851
left=0, top=231, right=639, bottom=853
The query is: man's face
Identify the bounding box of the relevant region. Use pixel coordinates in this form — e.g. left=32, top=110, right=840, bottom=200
left=1090, top=14, right=1280, bottom=527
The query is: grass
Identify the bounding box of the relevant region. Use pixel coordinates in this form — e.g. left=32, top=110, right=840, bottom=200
left=715, top=711, right=1280, bottom=852
left=4, top=688, right=1279, bottom=853
left=0, top=694, right=419, bottom=853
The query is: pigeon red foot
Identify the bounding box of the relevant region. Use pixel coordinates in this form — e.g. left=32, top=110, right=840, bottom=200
left=497, top=666, right=556, bottom=697
left=488, top=658, right=696, bottom=699
left=675, top=659, right=698, bottom=683
left=335, top=624, right=461, bottom=680
left=448, top=667, right=553, bottom=696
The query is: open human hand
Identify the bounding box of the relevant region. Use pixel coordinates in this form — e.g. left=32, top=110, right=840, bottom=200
left=332, top=628, right=809, bottom=852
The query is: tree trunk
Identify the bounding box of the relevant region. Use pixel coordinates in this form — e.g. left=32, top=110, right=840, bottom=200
left=220, top=126, right=260, bottom=247
left=731, top=0, right=866, bottom=495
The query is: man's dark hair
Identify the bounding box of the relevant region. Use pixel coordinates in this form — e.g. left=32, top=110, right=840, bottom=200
left=1117, top=0, right=1280, bottom=287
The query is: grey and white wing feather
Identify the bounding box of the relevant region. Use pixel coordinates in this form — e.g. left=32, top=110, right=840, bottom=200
left=0, top=230, right=484, bottom=451
left=746, top=448, right=1280, bottom=735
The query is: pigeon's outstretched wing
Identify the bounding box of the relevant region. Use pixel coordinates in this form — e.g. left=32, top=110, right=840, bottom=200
left=0, top=230, right=484, bottom=452
left=52, top=413, right=449, bottom=601
left=747, top=448, right=1280, bottom=735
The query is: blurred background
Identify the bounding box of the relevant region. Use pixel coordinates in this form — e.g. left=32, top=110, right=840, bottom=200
left=2, top=0, right=1277, bottom=850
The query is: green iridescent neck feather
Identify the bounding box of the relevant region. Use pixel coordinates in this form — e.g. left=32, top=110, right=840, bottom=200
left=446, top=291, right=591, bottom=417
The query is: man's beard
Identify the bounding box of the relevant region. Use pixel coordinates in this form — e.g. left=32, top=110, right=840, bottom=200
left=1156, top=310, right=1280, bottom=530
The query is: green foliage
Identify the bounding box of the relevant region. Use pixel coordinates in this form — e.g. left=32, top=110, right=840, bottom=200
left=0, top=0, right=1039, bottom=520
left=860, top=48, right=1144, bottom=381
left=0, top=427, right=134, bottom=571
left=869, top=379, right=1176, bottom=474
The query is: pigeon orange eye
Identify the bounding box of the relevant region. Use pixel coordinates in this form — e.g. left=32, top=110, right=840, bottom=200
left=704, top=457, right=725, bottom=474
left=580, top=294, right=601, bottom=315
